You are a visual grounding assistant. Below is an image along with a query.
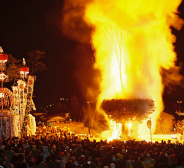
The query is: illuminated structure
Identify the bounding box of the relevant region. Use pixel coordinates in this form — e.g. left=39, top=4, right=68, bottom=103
left=18, top=58, right=36, bottom=137
left=19, top=58, right=29, bottom=79
left=0, top=47, right=8, bottom=72
left=0, top=47, right=8, bottom=113
left=0, top=48, right=36, bottom=138
left=0, top=47, right=13, bottom=137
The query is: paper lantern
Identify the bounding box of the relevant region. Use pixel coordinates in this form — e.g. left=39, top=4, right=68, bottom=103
left=0, top=72, right=6, bottom=82
left=0, top=52, right=8, bottom=71
left=19, top=67, right=29, bottom=79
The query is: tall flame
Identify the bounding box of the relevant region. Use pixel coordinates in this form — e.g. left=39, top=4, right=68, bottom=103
left=83, top=0, right=183, bottom=139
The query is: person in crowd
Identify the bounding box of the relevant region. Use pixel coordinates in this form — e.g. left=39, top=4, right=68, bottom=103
left=1, top=126, right=184, bottom=168
left=0, top=154, right=8, bottom=168
left=10, top=155, right=19, bottom=168
left=16, top=154, right=29, bottom=168
left=131, top=155, right=144, bottom=168
left=23, top=140, right=29, bottom=149
left=47, top=154, right=60, bottom=168
left=31, top=146, right=41, bottom=162
left=41, top=146, right=49, bottom=162
left=57, top=156, right=65, bottom=168
left=126, top=155, right=133, bottom=168
left=163, top=155, right=176, bottom=168
left=5, top=146, right=15, bottom=164
left=35, top=155, right=48, bottom=168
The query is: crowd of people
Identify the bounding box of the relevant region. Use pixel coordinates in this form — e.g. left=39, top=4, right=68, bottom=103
left=0, top=126, right=183, bottom=168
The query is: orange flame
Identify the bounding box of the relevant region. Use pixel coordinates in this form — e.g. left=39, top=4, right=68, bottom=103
left=101, top=119, right=122, bottom=141
left=84, top=0, right=183, bottom=140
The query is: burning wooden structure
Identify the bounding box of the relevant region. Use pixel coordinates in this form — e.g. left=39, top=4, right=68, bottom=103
left=101, top=99, right=155, bottom=122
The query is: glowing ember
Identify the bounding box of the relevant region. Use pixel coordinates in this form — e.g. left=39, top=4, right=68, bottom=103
left=126, top=122, right=132, bottom=137
left=83, top=0, right=183, bottom=140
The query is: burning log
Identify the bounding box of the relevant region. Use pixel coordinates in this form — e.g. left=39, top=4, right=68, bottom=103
left=101, top=99, right=155, bottom=122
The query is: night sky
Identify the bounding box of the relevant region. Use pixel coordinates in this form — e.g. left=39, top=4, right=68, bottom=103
left=1, top=0, right=184, bottom=117
left=0, top=0, right=89, bottom=108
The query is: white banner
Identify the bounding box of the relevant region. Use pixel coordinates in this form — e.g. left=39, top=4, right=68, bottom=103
left=29, top=114, right=36, bottom=136
left=13, top=115, right=20, bottom=137
left=17, top=80, right=25, bottom=127
left=22, top=76, right=34, bottom=135
left=12, top=86, right=21, bottom=137
left=12, top=86, right=19, bottom=115
left=24, top=92, right=27, bottom=121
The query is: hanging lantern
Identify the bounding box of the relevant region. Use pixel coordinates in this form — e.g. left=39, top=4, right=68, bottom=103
left=0, top=72, right=6, bottom=82
left=19, top=67, right=29, bottom=79
left=19, top=58, right=29, bottom=79
left=0, top=47, right=8, bottom=72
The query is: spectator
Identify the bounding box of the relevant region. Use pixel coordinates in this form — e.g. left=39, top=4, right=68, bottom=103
left=41, top=147, right=49, bottom=162
left=35, top=155, right=48, bottom=168
left=57, top=156, right=65, bottom=168
left=132, top=155, right=144, bottom=168
left=163, top=155, right=176, bottom=168
left=0, top=154, right=8, bottom=168
left=47, top=154, right=60, bottom=168
left=10, top=155, right=19, bottom=168
left=5, top=146, right=15, bottom=164
left=16, top=154, right=29, bottom=168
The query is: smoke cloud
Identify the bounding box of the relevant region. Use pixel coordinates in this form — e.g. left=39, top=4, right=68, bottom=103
left=61, top=0, right=92, bottom=43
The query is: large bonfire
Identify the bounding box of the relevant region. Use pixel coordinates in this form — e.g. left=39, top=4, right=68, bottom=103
left=82, top=0, right=184, bottom=140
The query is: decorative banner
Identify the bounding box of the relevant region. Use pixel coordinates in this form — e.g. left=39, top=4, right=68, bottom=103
left=17, top=80, right=25, bottom=127
left=0, top=88, right=14, bottom=109
left=31, top=114, right=36, bottom=135
left=31, top=99, right=36, bottom=110
left=28, top=114, right=36, bottom=136
left=12, top=86, right=19, bottom=115
left=21, top=76, right=34, bottom=136
left=24, top=92, right=27, bottom=119
left=12, top=115, right=18, bottom=137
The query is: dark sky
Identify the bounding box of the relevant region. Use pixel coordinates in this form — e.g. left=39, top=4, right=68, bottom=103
left=0, top=0, right=87, bottom=107
left=1, top=0, right=184, bottom=117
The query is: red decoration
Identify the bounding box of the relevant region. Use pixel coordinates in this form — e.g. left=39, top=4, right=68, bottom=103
left=19, top=67, right=29, bottom=72
left=0, top=53, right=8, bottom=71
left=19, top=67, right=29, bottom=79
left=28, top=80, right=33, bottom=85
left=0, top=72, right=6, bottom=81
left=19, top=84, right=24, bottom=89
left=0, top=54, right=8, bottom=61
